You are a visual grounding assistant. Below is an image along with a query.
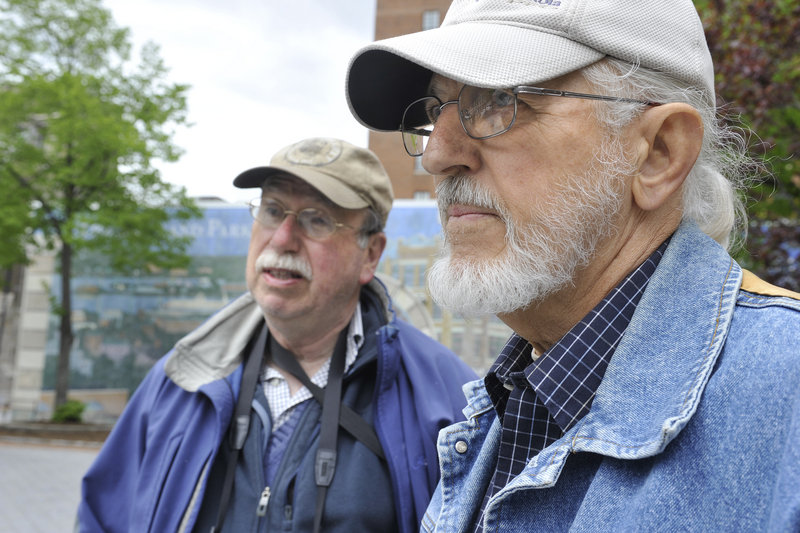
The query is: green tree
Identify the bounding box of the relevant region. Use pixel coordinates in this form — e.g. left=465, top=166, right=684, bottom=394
left=0, top=0, right=200, bottom=409
left=694, top=0, right=800, bottom=288
left=695, top=0, right=800, bottom=220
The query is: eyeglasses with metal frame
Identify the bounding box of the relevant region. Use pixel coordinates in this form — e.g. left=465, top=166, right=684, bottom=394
left=248, top=197, right=357, bottom=240
left=400, top=84, right=661, bottom=156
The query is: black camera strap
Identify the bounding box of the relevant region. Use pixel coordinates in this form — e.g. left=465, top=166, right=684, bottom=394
left=212, top=325, right=385, bottom=533
left=269, top=335, right=385, bottom=461
left=211, top=324, right=266, bottom=533
left=269, top=330, right=385, bottom=533
left=313, top=330, right=344, bottom=533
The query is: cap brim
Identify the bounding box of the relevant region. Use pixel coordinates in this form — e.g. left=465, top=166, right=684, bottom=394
left=233, top=165, right=369, bottom=210
left=346, top=22, right=604, bottom=132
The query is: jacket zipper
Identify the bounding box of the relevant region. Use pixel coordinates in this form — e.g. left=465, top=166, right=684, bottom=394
left=256, top=486, right=271, bottom=517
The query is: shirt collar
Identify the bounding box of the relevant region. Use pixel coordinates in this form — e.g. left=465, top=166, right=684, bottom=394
left=264, top=302, right=364, bottom=383
left=346, top=301, right=365, bottom=368
left=486, top=239, right=669, bottom=431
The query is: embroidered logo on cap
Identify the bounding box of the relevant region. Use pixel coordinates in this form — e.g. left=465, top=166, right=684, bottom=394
left=285, top=138, right=343, bottom=167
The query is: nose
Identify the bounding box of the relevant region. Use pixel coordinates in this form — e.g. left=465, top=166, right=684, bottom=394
left=422, top=104, right=480, bottom=177
left=268, top=212, right=302, bottom=251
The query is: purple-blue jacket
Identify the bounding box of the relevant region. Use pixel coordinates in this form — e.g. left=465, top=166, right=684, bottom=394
left=78, top=280, right=477, bottom=532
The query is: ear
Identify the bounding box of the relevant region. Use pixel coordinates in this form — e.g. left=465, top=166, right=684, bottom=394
left=359, top=232, right=387, bottom=285
left=630, top=103, right=703, bottom=211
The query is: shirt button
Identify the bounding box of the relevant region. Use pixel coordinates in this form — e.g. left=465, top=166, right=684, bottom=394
left=455, top=440, right=468, bottom=454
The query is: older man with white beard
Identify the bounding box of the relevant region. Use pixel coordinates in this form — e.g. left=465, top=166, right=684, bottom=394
left=427, top=135, right=630, bottom=318
left=345, top=1, right=800, bottom=532
left=78, top=137, right=477, bottom=533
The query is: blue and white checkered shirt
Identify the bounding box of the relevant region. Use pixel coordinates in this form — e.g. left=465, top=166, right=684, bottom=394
left=262, top=304, right=364, bottom=430
left=473, top=239, right=669, bottom=532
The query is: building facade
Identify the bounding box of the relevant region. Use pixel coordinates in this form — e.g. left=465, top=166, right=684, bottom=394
left=368, top=0, right=452, bottom=200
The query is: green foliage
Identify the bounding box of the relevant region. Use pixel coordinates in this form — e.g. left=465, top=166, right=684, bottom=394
left=0, top=0, right=201, bottom=273
left=51, top=398, right=85, bottom=422
left=694, top=0, right=800, bottom=221
left=0, top=0, right=201, bottom=408
left=737, top=220, right=800, bottom=291
left=695, top=0, right=800, bottom=289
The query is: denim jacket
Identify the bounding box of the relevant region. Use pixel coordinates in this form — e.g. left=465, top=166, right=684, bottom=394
left=423, top=221, right=800, bottom=533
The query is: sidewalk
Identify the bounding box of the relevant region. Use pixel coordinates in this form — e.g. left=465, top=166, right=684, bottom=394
left=0, top=439, right=100, bottom=533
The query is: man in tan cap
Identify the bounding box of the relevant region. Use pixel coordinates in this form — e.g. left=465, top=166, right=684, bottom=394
left=345, top=1, right=800, bottom=532
left=78, top=137, right=476, bottom=533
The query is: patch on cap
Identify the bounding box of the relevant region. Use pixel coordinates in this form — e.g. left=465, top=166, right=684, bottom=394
left=285, top=138, right=343, bottom=167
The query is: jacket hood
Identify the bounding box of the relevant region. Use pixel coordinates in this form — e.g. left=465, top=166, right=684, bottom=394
left=164, top=278, right=393, bottom=392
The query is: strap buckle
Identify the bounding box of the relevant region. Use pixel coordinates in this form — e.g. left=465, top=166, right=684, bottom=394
left=315, top=448, right=337, bottom=487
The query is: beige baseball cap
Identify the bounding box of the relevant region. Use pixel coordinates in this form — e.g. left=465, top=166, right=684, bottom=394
left=233, top=137, right=394, bottom=227
left=345, top=0, right=715, bottom=132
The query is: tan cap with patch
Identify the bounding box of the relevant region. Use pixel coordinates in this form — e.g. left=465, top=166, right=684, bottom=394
left=234, top=137, right=394, bottom=226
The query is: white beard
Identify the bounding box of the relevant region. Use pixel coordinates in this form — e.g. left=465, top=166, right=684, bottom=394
left=427, top=137, right=634, bottom=317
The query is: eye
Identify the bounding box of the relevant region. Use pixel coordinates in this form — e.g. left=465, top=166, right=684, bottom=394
left=261, top=200, right=285, bottom=221
left=424, top=98, right=441, bottom=123
left=460, top=87, right=510, bottom=123
left=300, top=209, right=335, bottom=234
left=490, top=89, right=514, bottom=109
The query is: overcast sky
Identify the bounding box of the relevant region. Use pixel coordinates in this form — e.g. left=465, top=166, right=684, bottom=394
left=104, top=0, right=377, bottom=204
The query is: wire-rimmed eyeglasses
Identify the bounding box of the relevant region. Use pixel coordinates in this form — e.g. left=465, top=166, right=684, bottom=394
left=248, top=197, right=356, bottom=240
left=400, top=84, right=661, bottom=156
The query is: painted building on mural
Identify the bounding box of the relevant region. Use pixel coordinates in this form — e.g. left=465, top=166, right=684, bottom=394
left=2, top=200, right=510, bottom=422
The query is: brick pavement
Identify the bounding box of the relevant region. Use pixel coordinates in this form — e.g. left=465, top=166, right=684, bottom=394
left=0, top=441, right=99, bottom=533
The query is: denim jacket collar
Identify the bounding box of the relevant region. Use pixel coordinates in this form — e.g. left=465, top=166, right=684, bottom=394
left=461, top=221, right=742, bottom=490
